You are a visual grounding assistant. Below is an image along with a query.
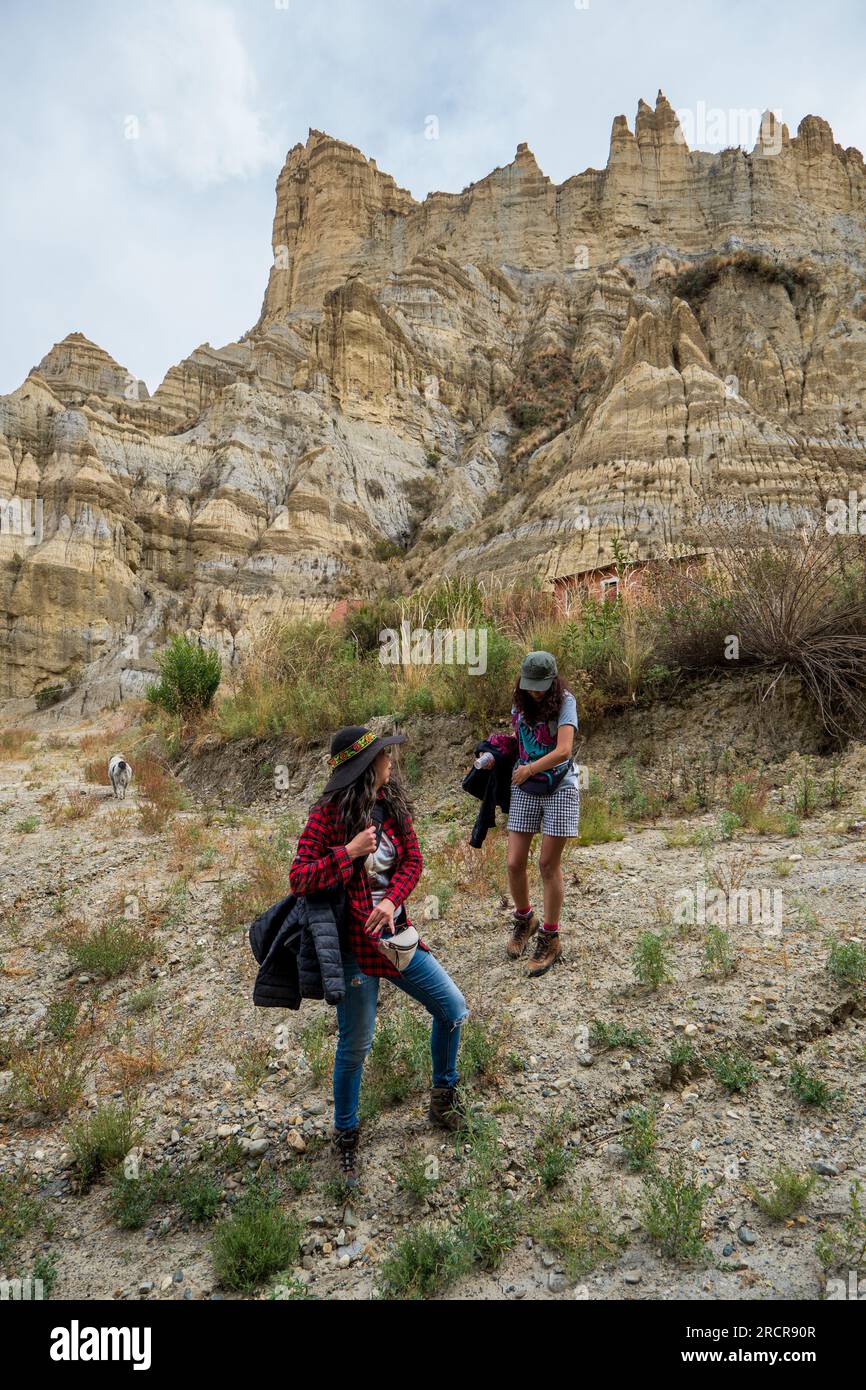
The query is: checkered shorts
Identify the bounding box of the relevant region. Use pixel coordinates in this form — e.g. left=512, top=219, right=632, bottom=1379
left=507, top=782, right=580, bottom=838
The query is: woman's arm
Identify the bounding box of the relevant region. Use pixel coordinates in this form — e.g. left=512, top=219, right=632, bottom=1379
left=289, top=804, right=355, bottom=895
left=512, top=724, right=575, bottom=783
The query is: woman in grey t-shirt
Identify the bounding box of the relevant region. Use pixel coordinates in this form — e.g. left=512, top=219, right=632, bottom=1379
left=505, top=651, right=580, bottom=977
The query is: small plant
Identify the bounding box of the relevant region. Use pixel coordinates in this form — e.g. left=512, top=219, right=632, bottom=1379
left=716, top=810, right=742, bottom=841
left=0, top=1172, right=43, bottom=1262
left=702, top=925, right=737, bottom=978
left=299, top=1016, right=336, bottom=1086
left=456, top=1187, right=518, bottom=1271
left=269, top=1274, right=313, bottom=1300
left=211, top=1179, right=303, bottom=1292
left=640, top=1155, right=710, bottom=1262
left=459, top=1015, right=505, bottom=1081
left=632, top=931, right=674, bottom=990
left=286, top=1164, right=311, bottom=1195
left=45, top=996, right=81, bottom=1041
left=174, top=1167, right=222, bottom=1223
left=66, top=1101, right=144, bottom=1191
left=59, top=917, right=153, bottom=979
left=377, top=1223, right=464, bottom=1299
left=708, top=1048, right=756, bottom=1094
left=533, top=1108, right=576, bottom=1191
left=793, top=770, right=816, bottom=819
left=589, top=1020, right=647, bottom=1051
left=14, top=815, right=39, bottom=834
left=826, top=938, right=866, bottom=989
left=747, top=1165, right=816, bottom=1221
left=30, top=1249, right=61, bottom=1295
left=668, top=1037, right=699, bottom=1082
left=622, top=1104, right=658, bottom=1172
left=128, top=984, right=159, bottom=1015
left=532, top=1182, right=625, bottom=1281
left=35, top=685, right=66, bottom=709
left=9, top=1039, right=92, bottom=1117
left=815, top=1179, right=866, bottom=1274
left=146, top=635, right=222, bottom=715
left=397, top=1151, right=440, bottom=1201
left=237, top=1037, right=272, bottom=1095
left=359, top=1008, right=429, bottom=1121
left=787, top=1062, right=842, bottom=1109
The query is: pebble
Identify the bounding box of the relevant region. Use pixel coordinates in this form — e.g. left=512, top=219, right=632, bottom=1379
left=814, top=1160, right=838, bottom=1176
left=738, top=1227, right=758, bottom=1245
left=287, top=1129, right=307, bottom=1153
left=623, top=1270, right=642, bottom=1284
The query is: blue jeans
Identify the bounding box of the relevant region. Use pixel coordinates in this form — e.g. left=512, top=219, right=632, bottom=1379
left=333, top=950, right=468, bottom=1131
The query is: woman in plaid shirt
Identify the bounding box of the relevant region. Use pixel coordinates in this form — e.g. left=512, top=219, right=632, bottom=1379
left=290, top=724, right=468, bottom=1186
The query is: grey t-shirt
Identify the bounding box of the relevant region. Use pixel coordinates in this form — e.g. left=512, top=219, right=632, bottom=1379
left=512, top=689, right=579, bottom=789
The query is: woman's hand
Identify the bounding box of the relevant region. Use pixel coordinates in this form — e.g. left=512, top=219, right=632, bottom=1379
left=511, top=763, right=533, bottom=786
left=345, top=826, right=377, bottom=859
left=364, top=897, right=397, bottom=938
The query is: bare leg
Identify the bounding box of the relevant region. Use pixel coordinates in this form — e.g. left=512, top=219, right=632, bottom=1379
left=539, top=835, right=568, bottom=927
left=507, top=831, right=535, bottom=910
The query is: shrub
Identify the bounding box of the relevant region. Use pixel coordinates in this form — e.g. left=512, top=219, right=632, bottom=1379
left=211, top=1180, right=303, bottom=1292
left=59, top=917, right=153, bottom=979
left=708, top=1048, right=756, bottom=1093
left=533, top=1109, right=576, bottom=1191
left=359, top=1008, right=429, bottom=1120
left=640, top=1156, right=710, bottom=1262
left=35, top=685, right=66, bottom=709
left=815, top=1179, right=866, bottom=1274
left=532, top=1182, right=625, bottom=1281
left=826, top=938, right=866, bottom=989
left=589, top=1020, right=647, bottom=1051
left=8, top=1039, right=92, bottom=1117
left=66, top=1101, right=143, bottom=1190
left=632, top=931, right=674, bottom=990
left=146, top=635, right=222, bottom=715
left=747, top=1166, right=816, bottom=1221
left=377, top=1223, right=464, bottom=1299
left=787, top=1062, right=842, bottom=1109
left=702, top=926, right=737, bottom=978
left=622, top=1105, right=658, bottom=1171
left=0, top=1172, right=43, bottom=1262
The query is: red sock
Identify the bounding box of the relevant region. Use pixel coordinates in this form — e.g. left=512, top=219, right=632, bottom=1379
left=542, top=922, right=559, bottom=933
left=515, top=904, right=533, bottom=917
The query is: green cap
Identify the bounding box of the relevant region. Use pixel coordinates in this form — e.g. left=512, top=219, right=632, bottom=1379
left=519, top=650, right=557, bottom=691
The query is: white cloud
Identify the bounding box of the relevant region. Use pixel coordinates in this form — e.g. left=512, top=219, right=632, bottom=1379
left=113, top=0, right=280, bottom=186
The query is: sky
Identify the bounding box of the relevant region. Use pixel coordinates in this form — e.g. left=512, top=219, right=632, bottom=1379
left=1, top=0, right=865, bottom=395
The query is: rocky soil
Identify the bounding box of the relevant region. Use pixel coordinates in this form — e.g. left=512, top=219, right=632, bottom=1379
left=1, top=688, right=864, bottom=1301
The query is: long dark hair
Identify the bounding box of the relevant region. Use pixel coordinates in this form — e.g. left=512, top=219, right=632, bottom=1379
left=317, top=761, right=414, bottom=839
left=512, top=675, right=565, bottom=724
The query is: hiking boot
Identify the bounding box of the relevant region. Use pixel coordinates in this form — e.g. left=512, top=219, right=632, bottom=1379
left=428, top=1085, right=467, bottom=1132
left=527, top=930, right=562, bottom=978
left=506, top=910, right=538, bottom=960
left=331, top=1126, right=360, bottom=1188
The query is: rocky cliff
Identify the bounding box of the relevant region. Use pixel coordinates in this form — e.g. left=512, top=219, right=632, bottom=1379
left=2, top=92, right=866, bottom=701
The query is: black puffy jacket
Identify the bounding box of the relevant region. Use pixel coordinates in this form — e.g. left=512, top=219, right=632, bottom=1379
left=249, top=889, right=347, bottom=1009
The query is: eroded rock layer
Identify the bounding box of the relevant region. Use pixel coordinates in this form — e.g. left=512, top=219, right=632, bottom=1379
left=2, top=93, right=866, bottom=698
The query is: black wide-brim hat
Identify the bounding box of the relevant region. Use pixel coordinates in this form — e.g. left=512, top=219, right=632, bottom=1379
left=321, top=724, right=406, bottom=794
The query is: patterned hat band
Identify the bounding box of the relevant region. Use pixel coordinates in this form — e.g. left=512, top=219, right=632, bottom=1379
left=327, top=729, right=378, bottom=769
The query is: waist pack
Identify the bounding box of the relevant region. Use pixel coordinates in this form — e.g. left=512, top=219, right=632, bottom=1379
left=519, top=762, right=571, bottom=796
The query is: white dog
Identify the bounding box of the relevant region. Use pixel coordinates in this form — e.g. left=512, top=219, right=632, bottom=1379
left=108, top=754, right=133, bottom=800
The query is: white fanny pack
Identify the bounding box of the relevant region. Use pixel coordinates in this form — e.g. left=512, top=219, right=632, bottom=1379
left=377, top=924, right=419, bottom=971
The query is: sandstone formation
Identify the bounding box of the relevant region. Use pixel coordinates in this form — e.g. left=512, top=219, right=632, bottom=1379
left=2, top=92, right=866, bottom=700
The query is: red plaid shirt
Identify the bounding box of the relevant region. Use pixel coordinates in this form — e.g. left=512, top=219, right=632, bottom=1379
left=288, top=790, right=426, bottom=979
